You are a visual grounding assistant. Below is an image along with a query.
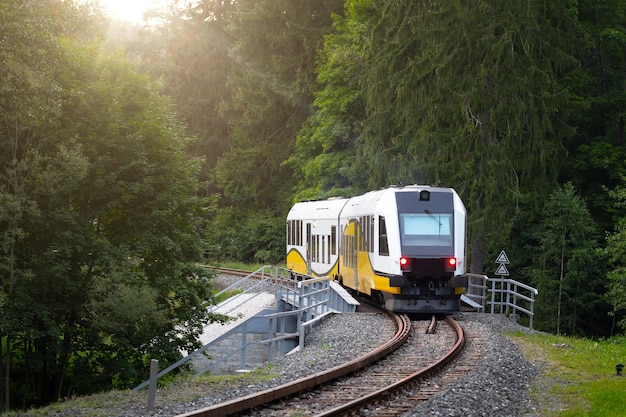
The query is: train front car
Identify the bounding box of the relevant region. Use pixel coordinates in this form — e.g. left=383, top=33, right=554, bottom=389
left=340, top=185, right=467, bottom=314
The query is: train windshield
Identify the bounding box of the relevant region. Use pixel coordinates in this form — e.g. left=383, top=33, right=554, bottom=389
left=396, top=191, right=455, bottom=256
left=399, top=213, right=453, bottom=247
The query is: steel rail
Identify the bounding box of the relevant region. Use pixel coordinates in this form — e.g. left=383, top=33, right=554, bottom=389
left=315, top=316, right=465, bottom=417
left=176, top=311, right=411, bottom=417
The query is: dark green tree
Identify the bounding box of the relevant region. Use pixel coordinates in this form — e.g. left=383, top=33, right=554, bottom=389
left=523, top=183, right=606, bottom=336
left=361, top=0, right=584, bottom=273
left=603, top=179, right=626, bottom=335
left=560, top=0, right=626, bottom=232
left=289, top=0, right=374, bottom=201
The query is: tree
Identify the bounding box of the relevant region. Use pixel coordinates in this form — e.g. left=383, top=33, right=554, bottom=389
left=560, top=0, right=626, bottom=232
left=219, top=0, right=341, bottom=206
left=198, top=0, right=343, bottom=261
left=360, top=0, right=584, bottom=273
left=0, top=0, right=94, bottom=409
left=1, top=3, right=214, bottom=408
left=524, top=183, right=606, bottom=336
left=289, top=0, right=374, bottom=201
left=144, top=0, right=238, bottom=197
left=603, top=179, right=626, bottom=334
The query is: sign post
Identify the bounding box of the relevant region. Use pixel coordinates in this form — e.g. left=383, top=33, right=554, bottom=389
left=495, top=250, right=510, bottom=315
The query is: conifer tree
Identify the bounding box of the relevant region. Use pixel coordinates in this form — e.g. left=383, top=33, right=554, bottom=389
left=524, top=183, right=604, bottom=336
left=361, top=0, right=583, bottom=272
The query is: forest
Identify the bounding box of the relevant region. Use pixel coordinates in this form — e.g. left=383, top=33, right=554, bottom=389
left=1, top=0, right=626, bottom=411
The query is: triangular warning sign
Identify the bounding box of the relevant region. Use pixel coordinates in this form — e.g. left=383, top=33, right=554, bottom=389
left=495, top=250, right=510, bottom=264
left=495, top=263, right=510, bottom=276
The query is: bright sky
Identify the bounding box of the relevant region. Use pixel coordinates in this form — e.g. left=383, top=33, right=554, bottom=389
left=98, top=0, right=169, bottom=23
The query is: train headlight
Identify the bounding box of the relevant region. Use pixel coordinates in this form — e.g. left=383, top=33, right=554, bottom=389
left=400, top=256, right=411, bottom=271
left=419, top=190, right=430, bottom=201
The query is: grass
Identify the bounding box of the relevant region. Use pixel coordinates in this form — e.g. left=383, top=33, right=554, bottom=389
left=5, top=366, right=279, bottom=417
left=507, top=331, right=626, bottom=416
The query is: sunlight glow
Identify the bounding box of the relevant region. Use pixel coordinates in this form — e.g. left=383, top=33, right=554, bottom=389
left=98, top=0, right=167, bottom=23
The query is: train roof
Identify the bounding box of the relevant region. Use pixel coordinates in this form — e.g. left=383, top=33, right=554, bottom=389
left=287, top=185, right=461, bottom=221
left=287, top=197, right=349, bottom=221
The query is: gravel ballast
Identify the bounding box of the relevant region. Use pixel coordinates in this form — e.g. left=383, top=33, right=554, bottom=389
left=37, top=276, right=547, bottom=417
left=153, top=312, right=543, bottom=417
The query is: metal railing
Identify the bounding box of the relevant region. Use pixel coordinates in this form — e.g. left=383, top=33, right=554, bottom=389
left=464, top=273, right=538, bottom=329
left=134, top=266, right=354, bottom=391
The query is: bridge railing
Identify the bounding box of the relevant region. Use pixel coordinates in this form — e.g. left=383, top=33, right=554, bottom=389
left=134, top=266, right=354, bottom=391
left=464, top=273, right=538, bottom=329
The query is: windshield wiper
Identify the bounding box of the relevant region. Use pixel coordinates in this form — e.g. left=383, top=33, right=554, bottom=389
left=424, top=209, right=442, bottom=227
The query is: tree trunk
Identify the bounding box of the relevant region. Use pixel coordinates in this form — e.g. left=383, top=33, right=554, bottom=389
left=4, top=337, right=10, bottom=412
left=470, top=229, right=485, bottom=274
left=557, top=227, right=567, bottom=335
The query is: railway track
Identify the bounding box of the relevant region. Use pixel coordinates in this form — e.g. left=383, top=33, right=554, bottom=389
left=178, top=309, right=409, bottom=417
left=205, top=266, right=253, bottom=278
left=185, top=267, right=480, bottom=416
left=177, top=310, right=469, bottom=417
left=296, top=317, right=466, bottom=417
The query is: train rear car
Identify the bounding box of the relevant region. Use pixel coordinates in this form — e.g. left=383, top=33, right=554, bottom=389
left=286, top=185, right=467, bottom=313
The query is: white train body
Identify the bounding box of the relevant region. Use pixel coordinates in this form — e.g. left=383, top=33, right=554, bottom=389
left=286, top=185, right=467, bottom=313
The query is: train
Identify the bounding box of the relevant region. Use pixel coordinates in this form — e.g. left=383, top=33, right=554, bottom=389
left=286, top=184, right=468, bottom=314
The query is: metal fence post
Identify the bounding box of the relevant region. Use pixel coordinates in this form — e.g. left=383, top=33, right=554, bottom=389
left=147, top=359, right=158, bottom=411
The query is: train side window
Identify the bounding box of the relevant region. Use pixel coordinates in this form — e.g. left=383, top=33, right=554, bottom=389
left=327, top=234, right=331, bottom=262
left=367, top=216, right=375, bottom=253
left=331, top=226, right=337, bottom=255
left=306, top=223, right=312, bottom=259
left=314, top=234, right=319, bottom=262
left=297, top=220, right=302, bottom=246
left=379, top=216, right=389, bottom=256
left=359, top=216, right=365, bottom=252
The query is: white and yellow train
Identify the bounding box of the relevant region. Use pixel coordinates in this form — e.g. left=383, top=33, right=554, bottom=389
left=286, top=185, right=467, bottom=314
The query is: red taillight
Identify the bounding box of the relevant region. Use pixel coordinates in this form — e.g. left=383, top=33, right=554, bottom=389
left=400, top=256, right=410, bottom=270
left=445, top=257, right=457, bottom=272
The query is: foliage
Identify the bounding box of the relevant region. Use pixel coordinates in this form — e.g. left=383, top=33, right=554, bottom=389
left=216, top=0, right=343, bottom=208
left=561, top=0, right=626, bottom=232
left=362, top=0, right=584, bottom=273
left=205, top=208, right=286, bottom=264
left=603, top=180, right=626, bottom=334
left=522, top=183, right=606, bottom=336
left=288, top=0, right=375, bottom=201
left=0, top=1, right=214, bottom=410
left=144, top=0, right=237, bottom=196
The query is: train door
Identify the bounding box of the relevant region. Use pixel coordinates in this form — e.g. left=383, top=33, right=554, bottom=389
left=306, top=222, right=312, bottom=275
left=352, top=221, right=359, bottom=290
left=342, top=219, right=359, bottom=291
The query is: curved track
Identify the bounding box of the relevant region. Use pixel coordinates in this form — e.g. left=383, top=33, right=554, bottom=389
left=318, top=317, right=465, bottom=417
left=177, top=317, right=467, bottom=416
left=178, top=311, right=410, bottom=417
left=181, top=268, right=468, bottom=416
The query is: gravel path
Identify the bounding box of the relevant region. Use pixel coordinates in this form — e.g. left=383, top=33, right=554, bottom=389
left=35, top=276, right=547, bottom=417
